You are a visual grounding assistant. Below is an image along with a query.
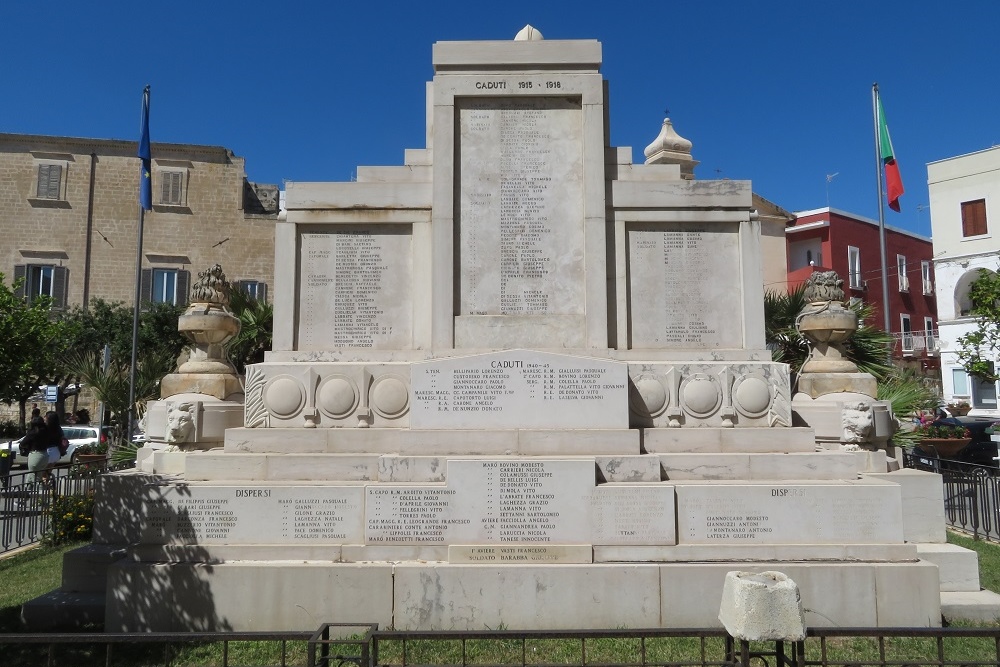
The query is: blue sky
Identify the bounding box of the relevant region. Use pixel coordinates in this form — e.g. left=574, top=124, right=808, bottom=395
left=3, top=1, right=997, bottom=238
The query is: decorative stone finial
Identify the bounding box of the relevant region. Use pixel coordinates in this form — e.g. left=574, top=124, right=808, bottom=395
left=795, top=270, right=859, bottom=375
left=514, top=25, right=544, bottom=41
left=191, top=264, right=231, bottom=306
left=643, top=117, right=698, bottom=179
left=803, top=270, right=845, bottom=304
left=173, top=265, right=241, bottom=379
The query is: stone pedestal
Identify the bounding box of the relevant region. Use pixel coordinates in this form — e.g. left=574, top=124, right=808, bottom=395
left=44, top=29, right=984, bottom=633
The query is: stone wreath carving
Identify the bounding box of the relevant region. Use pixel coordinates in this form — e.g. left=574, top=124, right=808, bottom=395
left=802, top=270, right=845, bottom=303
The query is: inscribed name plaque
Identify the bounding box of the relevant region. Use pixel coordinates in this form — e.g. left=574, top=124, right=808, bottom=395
left=140, top=485, right=365, bottom=544
left=457, top=97, right=586, bottom=317
left=410, top=350, right=628, bottom=429
left=591, top=485, right=677, bottom=546
left=627, top=222, right=743, bottom=349
left=676, top=483, right=904, bottom=545
left=449, top=545, right=593, bottom=564
left=298, top=227, right=412, bottom=350
left=365, top=459, right=595, bottom=545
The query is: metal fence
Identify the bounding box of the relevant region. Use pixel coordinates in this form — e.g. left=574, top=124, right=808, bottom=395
left=0, top=630, right=313, bottom=667
left=902, top=448, right=1000, bottom=541
left=2, top=625, right=1000, bottom=667
left=0, top=457, right=132, bottom=554
left=311, top=625, right=1000, bottom=667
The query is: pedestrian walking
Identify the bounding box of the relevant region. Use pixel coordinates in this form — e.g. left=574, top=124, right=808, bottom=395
left=20, top=416, right=49, bottom=483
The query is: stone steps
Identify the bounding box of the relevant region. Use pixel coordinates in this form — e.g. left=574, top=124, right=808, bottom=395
left=99, top=559, right=943, bottom=631
left=916, top=543, right=981, bottom=592
left=128, top=541, right=919, bottom=564
left=20, top=590, right=105, bottom=630
left=941, top=590, right=1000, bottom=623
left=61, top=543, right=127, bottom=593
left=183, top=451, right=871, bottom=482
left=224, top=428, right=641, bottom=456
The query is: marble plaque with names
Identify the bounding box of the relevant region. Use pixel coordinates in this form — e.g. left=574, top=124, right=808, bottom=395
left=140, top=486, right=365, bottom=545
left=409, top=350, right=628, bottom=429
left=591, top=485, right=677, bottom=546
left=298, top=228, right=412, bottom=350
left=676, top=484, right=904, bottom=545
left=457, top=97, right=586, bottom=317
left=365, top=459, right=595, bottom=545
left=627, top=222, right=743, bottom=349
left=449, top=544, right=593, bottom=564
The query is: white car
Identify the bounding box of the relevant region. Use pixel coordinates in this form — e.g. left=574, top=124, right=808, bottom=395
left=1, top=425, right=112, bottom=466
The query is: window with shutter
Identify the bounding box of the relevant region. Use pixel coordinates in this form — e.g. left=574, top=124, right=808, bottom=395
left=921, top=261, right=933, bottom=295
left=13, top=265, right=26, bottom=299
left=237, top=280, right=267, bottom=302
left=896, top=254, right=908, bottom=292
left=847, top=246, right=862, bottom=289
left=961, top=199, right=988, bottom=237
left=36, top=164, right=63, bottom=199
left=160, top=171, right=184, bottom=205
left=15, top=264, right=66, bottom=305
left=51, top=266, right=68, bottom=309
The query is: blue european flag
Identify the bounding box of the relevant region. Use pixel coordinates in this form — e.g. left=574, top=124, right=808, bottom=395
left=138, top=85, right=152, bottom=210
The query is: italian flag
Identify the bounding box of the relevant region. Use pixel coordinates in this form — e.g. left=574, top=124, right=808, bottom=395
left=877, top=94, right=904, bottom=212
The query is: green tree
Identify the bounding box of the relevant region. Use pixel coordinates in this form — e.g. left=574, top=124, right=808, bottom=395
left=956, top=268, right=1000, bottom=382
left=60, top=300, right=186, bottom=431
left=0, top=273, right=69, bottom=430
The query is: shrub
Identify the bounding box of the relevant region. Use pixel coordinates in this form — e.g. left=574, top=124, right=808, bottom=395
left=914, top=423, right=971, bottom=440
left=43, top=493, right=96, bottom=545
left=0, top=419, right=21, bottom=439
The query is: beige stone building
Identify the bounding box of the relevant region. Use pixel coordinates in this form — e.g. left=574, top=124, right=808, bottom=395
left=0, top=133, right=277, bottom=310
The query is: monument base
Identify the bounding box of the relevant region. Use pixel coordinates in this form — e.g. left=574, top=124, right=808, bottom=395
left=100, top=559, right=942, bottom=632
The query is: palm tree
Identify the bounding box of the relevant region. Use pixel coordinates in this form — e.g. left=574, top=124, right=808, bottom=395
left=226, top=288, right=273, bottom=375
left=764, top=287, right=936, bottom=427
left=62, top=348, right=174, bottom=443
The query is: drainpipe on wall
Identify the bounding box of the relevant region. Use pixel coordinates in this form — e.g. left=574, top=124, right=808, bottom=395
left=82, top=151, right=97, bottom=310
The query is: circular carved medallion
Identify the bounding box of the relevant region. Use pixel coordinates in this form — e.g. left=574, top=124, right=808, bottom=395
left=733, top=376, right=772, bottom=418
left=634, top=376, right=668, bottom=417
left=317, top=375, right=358, bottom=419
left=263, top=376, right=305, bottom=418
left=370, top=375, right=409, bottom=419
left=680, top=376, right=721, bottom=417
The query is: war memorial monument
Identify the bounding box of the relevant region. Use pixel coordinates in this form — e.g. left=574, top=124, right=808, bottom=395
left=33, top=27, right=999, bottom=631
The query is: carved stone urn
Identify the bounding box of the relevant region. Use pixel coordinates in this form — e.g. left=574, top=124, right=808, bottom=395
left=795, top=271, right=858, bottom=374
left=176, top=264, right=241, bottom=376
left=141, top=265, right=246, bottom=467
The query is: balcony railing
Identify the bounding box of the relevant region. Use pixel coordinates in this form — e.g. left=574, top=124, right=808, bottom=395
left=893, top=330, right=940, bottom=356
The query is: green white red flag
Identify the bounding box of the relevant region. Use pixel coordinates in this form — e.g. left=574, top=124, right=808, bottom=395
left=876, top=93, right=904, bottom=212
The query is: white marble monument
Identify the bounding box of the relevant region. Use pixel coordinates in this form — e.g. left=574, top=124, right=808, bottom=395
left=35, top=27, right=999, bottom=633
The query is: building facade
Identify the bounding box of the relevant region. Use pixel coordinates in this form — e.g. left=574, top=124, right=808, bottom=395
left=0, top=133, right=277, bottom=312
left=928, top=146, right=1000, bottom=415
left=785, top=207, right=939, bottom=372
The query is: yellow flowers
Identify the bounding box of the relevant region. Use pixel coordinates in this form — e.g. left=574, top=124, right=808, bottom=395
left=43, top=494, right=96, bottom=545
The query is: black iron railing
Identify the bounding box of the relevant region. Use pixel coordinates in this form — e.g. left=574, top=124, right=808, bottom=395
left=0, top=630, right=312, bottom=667
left=0, top=457, right=133, bottom=554
left=1, top=625, right=1000, bottom=667
left=903, top=448, right=1000, bottom=541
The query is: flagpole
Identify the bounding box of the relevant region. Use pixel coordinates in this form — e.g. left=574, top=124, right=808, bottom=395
left=128, top=85, right=151, bottom=441
left=872, top=83, right=892, bottom=335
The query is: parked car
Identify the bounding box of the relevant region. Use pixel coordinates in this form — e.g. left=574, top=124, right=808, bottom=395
left=913, top=416, right=1000, bottom=467
left=0, top=425, right=112, bottom=466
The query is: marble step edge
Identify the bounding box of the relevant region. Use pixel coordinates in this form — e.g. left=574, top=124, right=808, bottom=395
left=183, top=451, right=871, bottom=482
left=940, top=590, right=1000, bottom=623
left=126, top=541, right=920, bottom=564
left=225, top=428, right=641, bottom=455
left=61, top=544, right=129, bottom=593
left=916, top=543, right=982, bottom=592
left=223, top=427, right=818, bottom=455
